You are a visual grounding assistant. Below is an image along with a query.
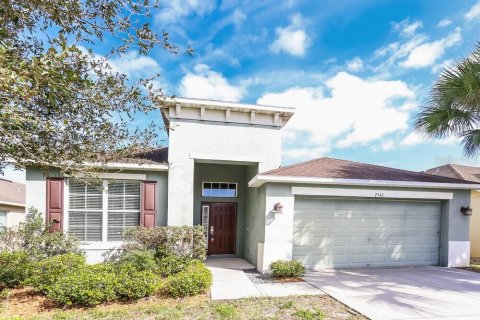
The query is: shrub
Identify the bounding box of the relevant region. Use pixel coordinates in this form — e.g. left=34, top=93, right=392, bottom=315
left=269, top=260, right=306, bottom=278
left=115, top=250, right=158, bottom=272
left=157, top=255, right=192, bottom=277
left=0, top=252, right=32, bottom=289
left=26, top=253, right=86, bottom=293
left=122, top=226, right=206, bottom=261
left=0, top=208, right=82, bottom=259
left=115, top=264, right=161, bottom=299
left=46, top=264, right=118, bottom=306
left=164, top=261, right=212, bottom=298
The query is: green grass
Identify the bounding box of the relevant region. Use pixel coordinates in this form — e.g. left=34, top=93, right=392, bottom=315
left=213, top=303, right=237, bottom=319
left=293, top=308, right=326, bottom=320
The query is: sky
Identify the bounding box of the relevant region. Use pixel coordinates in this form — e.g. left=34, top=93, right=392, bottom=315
left=3, top=0, right=480, bottom=183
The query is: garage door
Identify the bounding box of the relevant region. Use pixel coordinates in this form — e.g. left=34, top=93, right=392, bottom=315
left=293, top=197, right=441, bottom=269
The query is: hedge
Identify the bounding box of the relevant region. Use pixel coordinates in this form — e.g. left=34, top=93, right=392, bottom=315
left=123, top=226, right=206, bottom=261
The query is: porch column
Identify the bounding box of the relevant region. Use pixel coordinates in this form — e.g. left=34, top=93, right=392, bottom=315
left=167, top=158, right=194, bottom=226
left=257, top=184, right=295, bottom=272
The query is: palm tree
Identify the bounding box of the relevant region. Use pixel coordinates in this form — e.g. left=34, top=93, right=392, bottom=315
left=415, top=42, right=480, bottom=156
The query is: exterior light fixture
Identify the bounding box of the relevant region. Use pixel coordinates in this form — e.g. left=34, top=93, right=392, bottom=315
left=273, top=202, right=283, bottom=214
left=461, top=206, right=473, bottom=216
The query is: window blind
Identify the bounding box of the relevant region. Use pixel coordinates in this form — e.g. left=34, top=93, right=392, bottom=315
left=107, top=181, right=140, bottom=241
left=68, top=181, right=103, bottom=241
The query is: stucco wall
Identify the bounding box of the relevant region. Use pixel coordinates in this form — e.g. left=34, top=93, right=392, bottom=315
left=0, top=204, right=25, bottom=227
left=167, top=119, right=282, bottom=226
left=470, top=191, right=480, bottom=258
left=256, top=183, right=473, bottom=271
left=244, top=165, right=265, bottom=265
left=193, top=163, right=249, bottom=257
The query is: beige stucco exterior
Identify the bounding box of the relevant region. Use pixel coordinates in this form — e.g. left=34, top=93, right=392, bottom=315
left=471, top=190, right=480, bottom=258
left=0, top=204, right=25, bottom=228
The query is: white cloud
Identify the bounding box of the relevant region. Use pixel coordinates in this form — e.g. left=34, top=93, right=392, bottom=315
left=380, top=140, right=395, bottom=151
left=401, top=132, right=460, bottom=146
left=465, top=2, right=480, bottom=21
left=270, top=13, right=311, bottom=57
left=178, top=64, right=245, bottom=101
left=257, top=72, right=416, bottom=160
left=437, top=19, right=452, bottom=27
left=400, top=27, right=462, bottom=69
left=108, top=51, right=160, bottom=77
left=156, top=0, right=215, bottom=23
left=1, top=165, right=25, bottom=183
left=432, top=59, right=454, bottom=74
left=392, top=19, right=423, bottom=38
left=346, top=57, right=364, bottom=72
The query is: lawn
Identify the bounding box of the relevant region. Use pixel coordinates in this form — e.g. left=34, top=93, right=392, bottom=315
left=0, top=288, right=365, bottom=320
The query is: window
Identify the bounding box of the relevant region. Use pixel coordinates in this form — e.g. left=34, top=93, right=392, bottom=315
left=68, top=181, right=103, bottom=241
left=0, top=211, right=7, bottom=230
left=68, top=180, right=141, bottom=242
left=202, top=182, right=237, bottom=198
left=107, top=181, right=140, bottom=241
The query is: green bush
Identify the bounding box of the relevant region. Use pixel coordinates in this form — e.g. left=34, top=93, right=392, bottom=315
left=0, top=252, right=32, bottom=289
left=26, top=253, right=86, bottom=293
left=122, top=226, right=206, bottom=261
left=164, top=261, right=212, bottom=298
left=0, top=208, right=82, bottom=259
left=115, top=250, right=158, bottom=272
left=115, top=264, right=161, bottom=299
left=46, top=264, right=118, bottom=306
left=269, top=260, right=306, bottom=278
left=157, top=255, right=192, bottom=277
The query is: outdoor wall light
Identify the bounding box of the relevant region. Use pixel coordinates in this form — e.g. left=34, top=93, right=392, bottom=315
left=273, top=202, right=283, bottom=214
left=461, top=206, right=473, bottom=216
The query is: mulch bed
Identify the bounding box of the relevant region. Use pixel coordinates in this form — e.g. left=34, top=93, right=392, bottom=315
left=243, top=269, right=304, bottom=284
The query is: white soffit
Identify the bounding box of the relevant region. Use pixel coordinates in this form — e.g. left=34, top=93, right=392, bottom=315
left=292, top=187, right=453, bottom=200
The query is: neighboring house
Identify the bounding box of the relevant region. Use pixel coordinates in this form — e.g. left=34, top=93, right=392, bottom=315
left=425, top=164, right=480, bottom=258
left=0, top=178, right=26, bottom=229
left=25, top=98, right=480, bottom=270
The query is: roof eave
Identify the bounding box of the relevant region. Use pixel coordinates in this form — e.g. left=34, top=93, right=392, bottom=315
left=248, top=174, right=480, bottom=190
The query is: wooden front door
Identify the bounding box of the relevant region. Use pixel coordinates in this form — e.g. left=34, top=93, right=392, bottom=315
left=207, top=202, right=236, bottom=255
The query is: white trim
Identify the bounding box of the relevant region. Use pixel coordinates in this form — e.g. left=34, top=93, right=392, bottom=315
left=88, top=162, right=169, bottom=171
left=70, top=172, right=147, bottom=180
left=249, top=174, right=480, bottom=190
left=292, top=187, right=453, bottom=200
left=0, top=201, right=25, bottom=208
left=190, top=152, right=262, bottom=164
left=101, top=180, right=108, bottom=242
left=163, top=97, right=295, bottom=114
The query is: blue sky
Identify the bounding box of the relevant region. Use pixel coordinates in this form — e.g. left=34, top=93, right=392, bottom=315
left=3, top=0, right=480, bottom=182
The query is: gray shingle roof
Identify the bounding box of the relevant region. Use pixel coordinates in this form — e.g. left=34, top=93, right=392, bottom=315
left=0, top=179, right=25, bottom=205
left=425, top=164, right=480, bottom=183
left=261, top=157, right=476, bottom=184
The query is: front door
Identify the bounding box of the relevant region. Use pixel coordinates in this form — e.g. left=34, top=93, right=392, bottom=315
left=207, top=202, right=236, bottom=255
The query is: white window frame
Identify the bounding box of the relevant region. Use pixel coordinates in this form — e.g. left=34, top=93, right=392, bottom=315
left=201, top=181, right=238, bottom=198
left=64, top=177, right=142, bottom=245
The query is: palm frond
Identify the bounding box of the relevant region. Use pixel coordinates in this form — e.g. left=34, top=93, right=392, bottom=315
left=462, top=129, right=480, bottom=157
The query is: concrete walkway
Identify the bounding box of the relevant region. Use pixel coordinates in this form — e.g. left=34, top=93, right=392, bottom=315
left=206, top=258, right=321, bottom=300
left=305, top=266, right=480, bottom=320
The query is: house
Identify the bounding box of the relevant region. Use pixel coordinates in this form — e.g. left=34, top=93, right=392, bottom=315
left=425, top=164, right=480, bottom=258
left=25, top=97, right=480, bottom=270
left=0, top=178, right=26, bottom=229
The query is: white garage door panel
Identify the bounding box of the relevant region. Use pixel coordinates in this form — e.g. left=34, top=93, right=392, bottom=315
left=293, top=197, right=441, bottom=269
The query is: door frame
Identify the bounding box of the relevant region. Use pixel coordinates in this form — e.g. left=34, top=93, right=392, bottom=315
left=201, top=201, right=237, bottom=255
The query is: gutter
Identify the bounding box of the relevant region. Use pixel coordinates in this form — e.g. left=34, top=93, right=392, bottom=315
left=248, top=174, right=480, bottom=190
left=0, top=201, right=25, bottom=208
left=91, top=162, right=169, bottom=171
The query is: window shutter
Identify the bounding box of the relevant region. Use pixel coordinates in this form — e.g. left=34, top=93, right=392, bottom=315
left=46, top=178, right=64, bottom=233
left=141, top=181, right=156, bottom=228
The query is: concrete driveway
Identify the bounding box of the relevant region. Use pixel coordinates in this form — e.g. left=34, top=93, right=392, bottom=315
left=304, top=266, right=480, bottom=320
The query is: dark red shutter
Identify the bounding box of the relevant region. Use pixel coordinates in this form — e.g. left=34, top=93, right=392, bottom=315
left=141, top=181, right=156, bottom=228
left=46, top=178, right=64, bottom=232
